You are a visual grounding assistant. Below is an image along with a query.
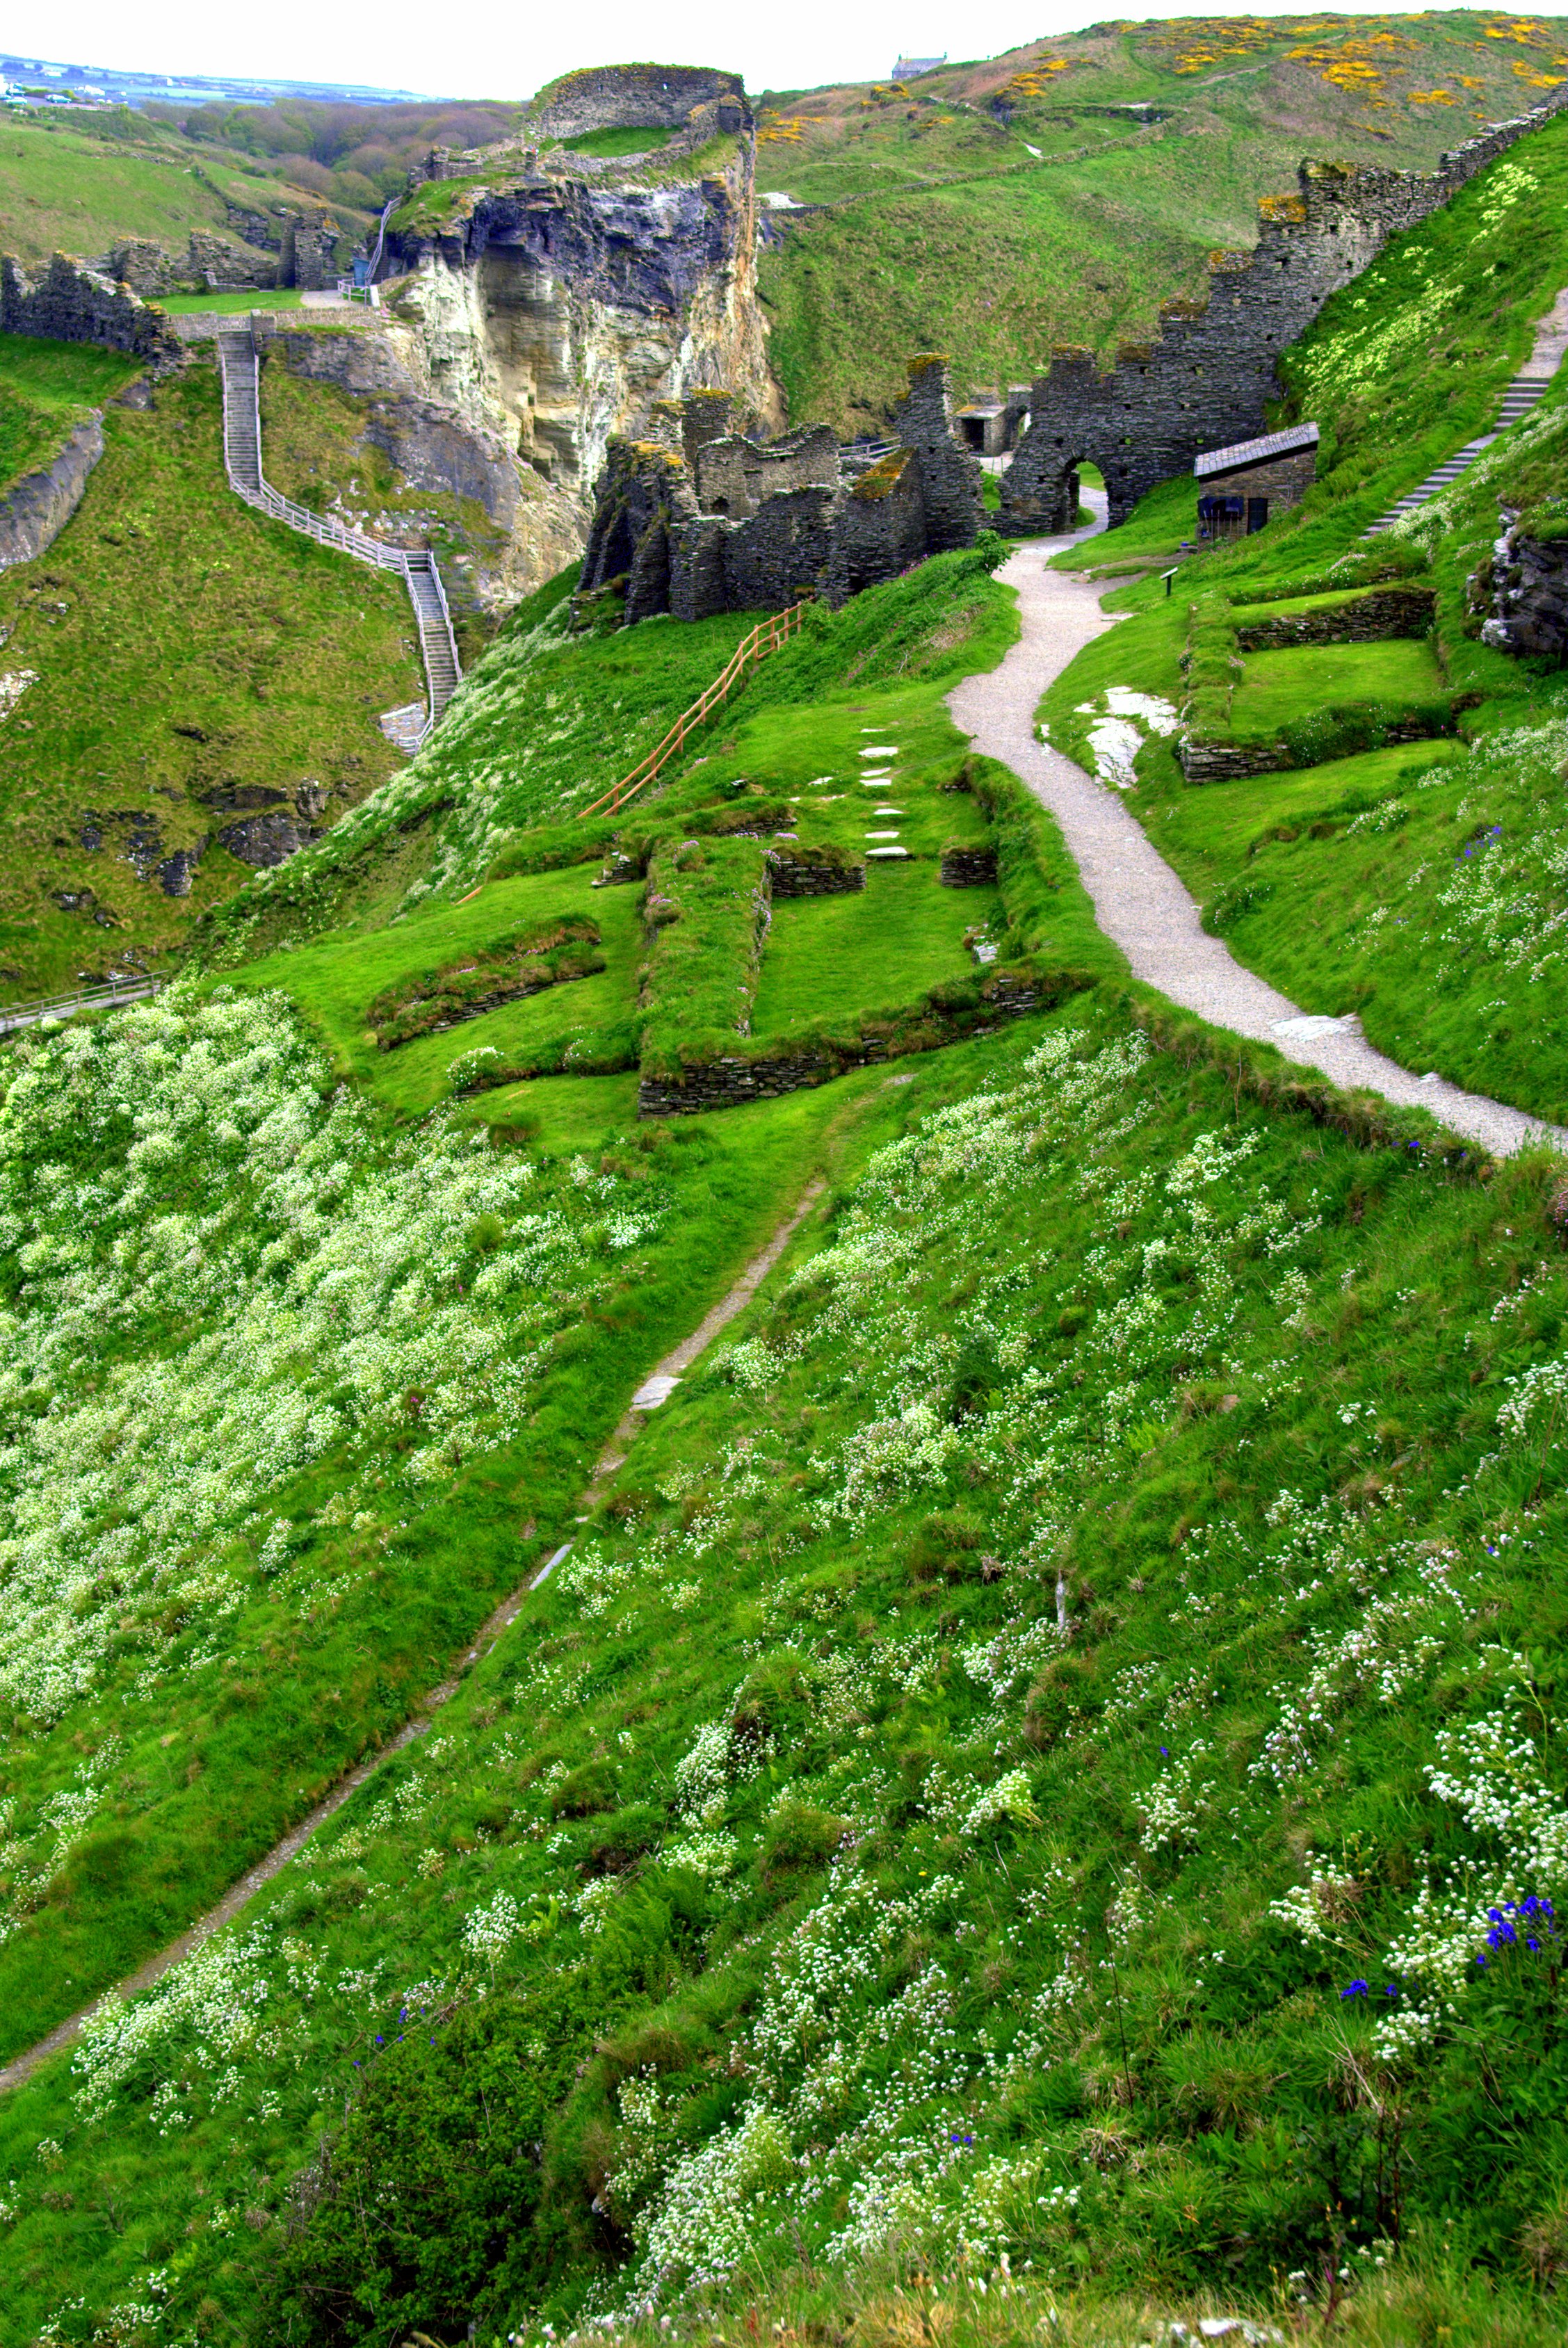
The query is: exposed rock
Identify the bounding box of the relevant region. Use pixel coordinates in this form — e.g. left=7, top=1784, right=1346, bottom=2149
left=217, top=811, right=318, bottom=867
left=0, top=254, right=181, bottom=373
left=0, top=412, right=104, bottom=574
left=156, top=845, right=204, bottom=898
left=1475, top=517, right=1568, bottom=661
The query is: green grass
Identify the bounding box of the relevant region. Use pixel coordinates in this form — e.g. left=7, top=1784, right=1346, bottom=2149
left=159, top=288, right=305, bottom=313
left=751, top=863, right=999, bottom=1035
left=6, top=989, right=1567, bottom=2338
left=0, top=328, right=143, bottom=492
left=0, top=362, right=417, bottom=997
left=1227, top=637, right=1448, bottom=743
left=225, top=866, right=646, bottom=1115
left=0, top=985, right=889, bottom=2077
left=555, top=125, right=673, bottom=157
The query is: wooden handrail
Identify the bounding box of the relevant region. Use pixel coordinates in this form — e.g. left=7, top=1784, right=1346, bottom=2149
left=576, top=601, right=808, bottom=820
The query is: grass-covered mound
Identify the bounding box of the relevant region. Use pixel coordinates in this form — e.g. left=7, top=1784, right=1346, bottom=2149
left=3, top=995, right=1566, bottom=2340
left=0, top=332, right=143, bottom=495
left=0, top=362, right=419, bottom=999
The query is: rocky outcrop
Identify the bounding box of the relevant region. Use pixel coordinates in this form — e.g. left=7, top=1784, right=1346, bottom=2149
left=524, top=63, right=747, bottom=144
left=250, top=321, right=543, bottom=610
left=0, top=414, right=104, bottom=571
left=0, top=254, right=181, bottom=371
left=372, top=81, right=781, bottom=604
left=1474, top=516, right=1568, bottom=660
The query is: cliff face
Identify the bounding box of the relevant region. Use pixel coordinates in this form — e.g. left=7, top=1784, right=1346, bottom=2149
left=377, top=121, right=782, bottom=605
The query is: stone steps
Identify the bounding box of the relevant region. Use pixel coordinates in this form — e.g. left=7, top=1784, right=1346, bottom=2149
left=213, top=319, right=462, bottom=736
left=1362, top=312, right=1563, bottom=536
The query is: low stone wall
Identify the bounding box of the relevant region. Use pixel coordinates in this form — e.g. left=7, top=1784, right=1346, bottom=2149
left=1179, top=713, right=1450, bottom=782
left=939, top=844, right=999, bottom=886
left=0, top=254, right=181, bottom=373
left=768, top=847, right=866, bottom=896
left=0, top=414, right=104, bottom=571
left=1234, top=585, right=1435, bottom=650
left=637, top=970, right=1047, bottom=1116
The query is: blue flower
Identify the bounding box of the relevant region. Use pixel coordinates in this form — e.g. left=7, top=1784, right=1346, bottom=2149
left=1341, top=1979, right=1369, bottom=2000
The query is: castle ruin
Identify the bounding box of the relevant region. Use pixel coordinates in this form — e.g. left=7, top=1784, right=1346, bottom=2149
left=577, top=355, right=984, bottom=621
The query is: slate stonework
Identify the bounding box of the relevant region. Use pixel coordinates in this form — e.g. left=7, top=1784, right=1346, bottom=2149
left=1003, top=90, right=1568, bottom=533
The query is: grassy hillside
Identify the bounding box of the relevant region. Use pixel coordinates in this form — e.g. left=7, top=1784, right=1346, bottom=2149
left=0, top=353, right=421, bottom=1001
left=0, top=331, right=142, bottom=494
left=0, top=107, right=353, bottom=270
left=1037, top=99, right=1568, bottom=1132
left=757, top=10, right=1568, bottom=430
left=2, top=979, right=1565, bottom=2340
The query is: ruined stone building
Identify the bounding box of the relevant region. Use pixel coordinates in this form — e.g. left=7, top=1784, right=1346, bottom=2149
left=576, top=355, right=984, bottom=621
left=1195, top=423, right=1319, bottom=540
left=1001, top=84, right=1568, bottom=533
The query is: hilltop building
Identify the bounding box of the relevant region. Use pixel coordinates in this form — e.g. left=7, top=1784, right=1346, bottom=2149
left=893, top=54, right=946, bottom=79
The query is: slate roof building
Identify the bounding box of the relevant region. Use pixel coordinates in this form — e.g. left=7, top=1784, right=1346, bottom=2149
left=1195, top=421, right=1319, bottom=540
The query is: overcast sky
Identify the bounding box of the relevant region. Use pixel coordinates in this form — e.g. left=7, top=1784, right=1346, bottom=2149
left=8, top=0, right=1551, bottom=102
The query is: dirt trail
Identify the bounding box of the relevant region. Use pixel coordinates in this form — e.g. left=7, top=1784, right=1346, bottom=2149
left=948, top=515, right=1568, bottom=1161
left=0, top=1182, right=825, bottom=2099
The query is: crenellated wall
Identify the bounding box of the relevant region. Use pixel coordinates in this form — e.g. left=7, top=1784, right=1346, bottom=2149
left=1003, top=86, right=1568, bottom=531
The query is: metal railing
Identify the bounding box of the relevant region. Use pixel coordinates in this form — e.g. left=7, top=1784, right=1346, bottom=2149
left=216, top=321, right=462, bottom=732
left=0, top=975, right=163, bottom=1039
left=578, top=602, right=808, bottom=820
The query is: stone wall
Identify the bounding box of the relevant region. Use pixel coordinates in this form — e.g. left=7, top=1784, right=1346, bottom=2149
left=767, top=846, right=865, bottom=896
left=636, top=969, right=1048, bottom=1116
left=1003, top=86, right=1568, bottom=532
left=1179, top=712, right=1450, bottom=782
left=939, top=843, right=999, bottom=885
left=0, top=254, right=181, bottom=372
left=0, top=413, right=104, bottom=571
left=1235, top=583, right=1435, bottom=649
left=586, top=359, right=984, bottom=622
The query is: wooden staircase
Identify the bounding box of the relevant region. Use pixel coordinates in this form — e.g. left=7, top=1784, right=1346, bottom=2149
left=215, top=320, right=461, bottom=736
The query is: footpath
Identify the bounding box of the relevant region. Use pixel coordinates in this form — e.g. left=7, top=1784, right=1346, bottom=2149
left=948, top=510, right=1568, bottom=1160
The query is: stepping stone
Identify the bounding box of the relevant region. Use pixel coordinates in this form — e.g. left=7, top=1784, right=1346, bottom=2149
left=629, top=1374, right=681, bottom=1410
left=873, top=806, right=905, bottom=815
left=865, top=829, right=901, bottom=839
left=860, top=745, right=898, bottom=757
left=1270, top=1013, right=1355, bottom=1041
left=866, top=845, right=910, bottom=859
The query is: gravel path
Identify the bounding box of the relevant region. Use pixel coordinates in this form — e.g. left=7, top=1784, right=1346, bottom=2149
left=948, top=517, right=1568, bottom=1160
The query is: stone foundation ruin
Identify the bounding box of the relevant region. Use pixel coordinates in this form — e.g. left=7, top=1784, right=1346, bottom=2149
left=577, top=355, right=983, bottom=620
left=1002, top=85, right=1568, bottom=535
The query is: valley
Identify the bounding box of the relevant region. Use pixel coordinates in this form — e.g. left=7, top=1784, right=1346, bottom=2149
left=0, top=19, right=1565, bottom=2348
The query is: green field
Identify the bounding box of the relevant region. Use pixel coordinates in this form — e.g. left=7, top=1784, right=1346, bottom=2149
left=751, top=864, right=999, bottom=1035
left=755, top=10, right=1568, bottom=429
left=0, top=357, right=417, bottom=997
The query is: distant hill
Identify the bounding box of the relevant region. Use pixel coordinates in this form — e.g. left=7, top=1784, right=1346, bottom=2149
left=755, top=7, right=1568, bottom=431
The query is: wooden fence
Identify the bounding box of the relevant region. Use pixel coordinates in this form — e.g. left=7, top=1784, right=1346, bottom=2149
left=577, top=602, right=808, bottom=820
